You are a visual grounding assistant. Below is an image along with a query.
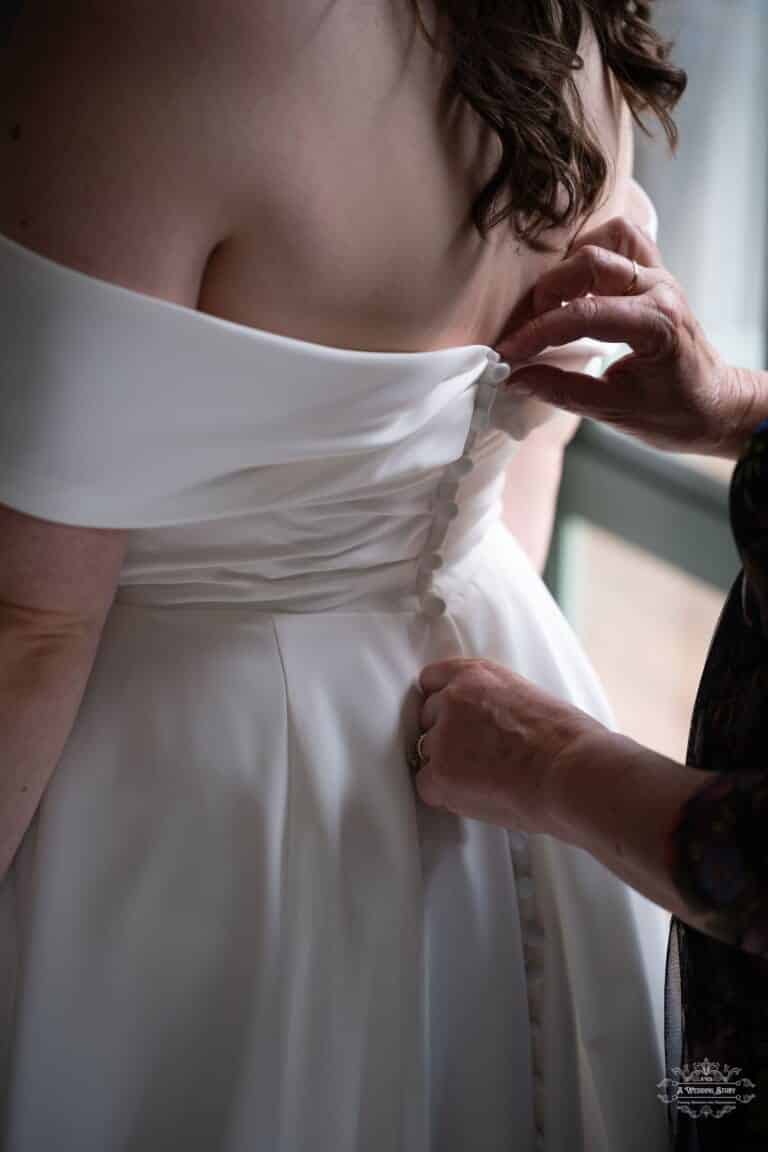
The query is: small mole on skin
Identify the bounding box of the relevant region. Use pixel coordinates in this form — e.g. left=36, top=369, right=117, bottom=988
left=9, top=122, right=21, bottom=141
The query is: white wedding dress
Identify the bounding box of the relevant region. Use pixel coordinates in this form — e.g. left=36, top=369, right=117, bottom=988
left=0, top=229, right=670, bottom=1152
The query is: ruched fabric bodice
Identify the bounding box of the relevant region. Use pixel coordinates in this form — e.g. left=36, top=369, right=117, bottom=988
left=0, top=229, right=671, bottom=1152
left=0, top=228, right=595, bottom=613
left=114, top=349, right=514, bottom=614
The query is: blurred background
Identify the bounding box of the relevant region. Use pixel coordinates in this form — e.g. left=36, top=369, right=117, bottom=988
left=544, top=0, right=768, bottom=760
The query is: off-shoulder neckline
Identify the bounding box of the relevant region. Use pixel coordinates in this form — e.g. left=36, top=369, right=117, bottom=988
left=0, top=229, right=495, bottom=366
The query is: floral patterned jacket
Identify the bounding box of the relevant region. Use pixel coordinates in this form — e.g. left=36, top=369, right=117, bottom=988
left=666, top=420, right=768, bottom=1149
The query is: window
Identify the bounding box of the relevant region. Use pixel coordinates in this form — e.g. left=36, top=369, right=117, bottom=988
left=546, top=0, right=767, bottom=758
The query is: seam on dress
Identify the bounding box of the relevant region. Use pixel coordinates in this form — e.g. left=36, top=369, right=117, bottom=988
left=267, top=612, right=298, bottom=1149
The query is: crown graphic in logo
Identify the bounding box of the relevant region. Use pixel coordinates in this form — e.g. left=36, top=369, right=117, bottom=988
left=658, top=1059, right=757, bottom=1119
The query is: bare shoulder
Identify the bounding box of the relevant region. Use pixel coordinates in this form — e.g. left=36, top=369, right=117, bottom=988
left=0, top=0, right=256, bottom=623
left=0, top=0, right=254, bottom=301
left=573, top=16, right=633, bottom=225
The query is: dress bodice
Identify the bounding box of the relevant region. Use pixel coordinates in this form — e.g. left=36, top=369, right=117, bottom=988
left=0, top=226, right=674, bottom=1152
left=0, top=229, right=606, bottom=613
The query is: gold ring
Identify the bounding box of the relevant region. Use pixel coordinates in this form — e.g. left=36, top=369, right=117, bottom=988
left=623, top=258, right=640, bottom=296
left=416, top=732, right=429, bottom=764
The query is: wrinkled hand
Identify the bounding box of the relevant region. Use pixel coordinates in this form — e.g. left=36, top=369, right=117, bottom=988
left=495, top=216, right=754, bottom=456
left=413, top=658, right=602, bottom=833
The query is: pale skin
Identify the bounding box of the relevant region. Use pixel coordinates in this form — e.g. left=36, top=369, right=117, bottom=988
left=415, top=217, right=768, bottom=952
left=0, top=0, right=634, bottom=881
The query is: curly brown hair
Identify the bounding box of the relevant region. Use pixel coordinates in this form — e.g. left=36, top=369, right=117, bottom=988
left=410, top=0, right=686, bottom=245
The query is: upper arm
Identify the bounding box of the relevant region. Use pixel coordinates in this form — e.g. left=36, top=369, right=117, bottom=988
left=0, top=1, right=242, bottom=630
left=501, top=22, right=639, bottom=558
left=519, top=29, right=642, bottom=444
left=572, top=20, right=635, bottom=237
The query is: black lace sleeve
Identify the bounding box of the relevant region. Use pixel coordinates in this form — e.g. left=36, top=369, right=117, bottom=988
left=668, top=420, right=768, bottom=955
left=731, top=419, right=768, bottom=632
left=670, top=769, right=768, bottom=956
left=664, top=422, right=768, bottom=1150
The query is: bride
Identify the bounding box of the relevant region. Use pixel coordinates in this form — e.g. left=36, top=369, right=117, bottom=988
left=0, top=2, right=685, bottom=1150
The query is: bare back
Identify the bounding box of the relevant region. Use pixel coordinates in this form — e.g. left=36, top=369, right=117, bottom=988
left=2, top=0, right=630, bottom=354
left=197, top=0, right=631, bottom=351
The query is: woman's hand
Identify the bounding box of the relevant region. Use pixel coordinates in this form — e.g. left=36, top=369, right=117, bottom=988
left=495, top=216, right=761, bottom=458
left=414, top=656, right=719, bottom=934
left=413, top=657, right=603, bottom=834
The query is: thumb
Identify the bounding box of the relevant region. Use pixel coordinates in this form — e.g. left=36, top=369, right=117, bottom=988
left=504, top=364, right=609, bottom=417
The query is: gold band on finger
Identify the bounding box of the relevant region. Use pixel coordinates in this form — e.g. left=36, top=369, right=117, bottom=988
left=623, top=258, right=640, bottom=296
left=416, top=732, right=429, bottom=765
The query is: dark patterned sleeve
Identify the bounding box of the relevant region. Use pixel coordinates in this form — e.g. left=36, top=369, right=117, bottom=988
left=668, top=420, right=768, bottom=958
left=669, top=771, right=768, bottom=956
left=731, top=418, right=768, bottom=629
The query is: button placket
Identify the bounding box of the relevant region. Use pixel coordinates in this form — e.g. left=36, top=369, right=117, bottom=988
left=414, top=351, right=509, bottom=618
left=413, top=349, right=548, bottom=1140
left=508, top=828, right=549, bottom=1145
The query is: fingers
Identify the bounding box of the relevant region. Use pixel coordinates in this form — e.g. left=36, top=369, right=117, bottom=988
left=569, top=214, right=664, bottom=269
left=504, top=363, right=621, bottom=417
left=528, top=245, right=662, bottom=316
left=418, top=657, right=478, bottom=740
left=413, top=759, right=446, bottom=807
left=419, top=659, right=467, bottom=696
left=418, top=691, right=439, bottom=732
left=418, top=661, right=459, bottom=733
left=495, top=214, right=669, bottom=356
left=498, top=295, right=675, bottom=364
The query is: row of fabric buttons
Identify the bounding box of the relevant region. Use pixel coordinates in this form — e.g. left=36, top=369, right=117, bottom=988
left=509, top=829, right=547, bottom=1149
left=416, top=350, right=545, bottom=1142
left=416, top=350, right=511, bottom=617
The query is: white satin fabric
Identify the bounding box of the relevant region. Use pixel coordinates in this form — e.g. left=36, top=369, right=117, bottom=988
left=0, top=231, right=669, bottom=1152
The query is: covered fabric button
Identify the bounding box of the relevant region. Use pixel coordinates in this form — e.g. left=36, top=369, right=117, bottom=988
left=518, top=900, right=537, bottom=924
left=519, top=904, right=538, bottom=926
left=414, top=571, right=434, bottom=594
left=421, top=593, right=447, bottom=618
left=485, top=362, right=511, bottom=387
left=527, top=973, right=544, bottom=1000
left=524, top=928, right=546, bottom=959
left=517, top=875, right=534, bottom=901
left=507, top=830, right=529, bottom=854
